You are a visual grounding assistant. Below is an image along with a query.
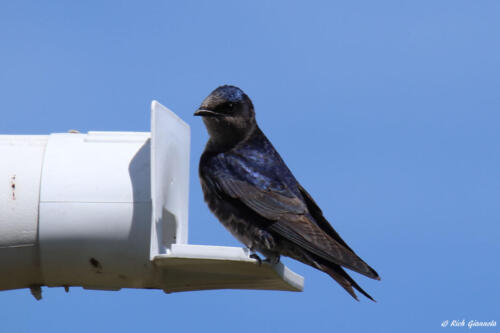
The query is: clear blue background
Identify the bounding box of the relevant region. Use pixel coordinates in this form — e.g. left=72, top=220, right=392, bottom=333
left=1, top=1, right=499, bottom=332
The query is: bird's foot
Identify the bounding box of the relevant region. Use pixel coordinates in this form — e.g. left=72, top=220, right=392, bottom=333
left=249, top=253, right=263, bottom=266
left=249, top=253, right=280, bottom=266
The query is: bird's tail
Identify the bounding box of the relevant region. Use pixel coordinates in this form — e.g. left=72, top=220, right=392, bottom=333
left=319, top=262, right=376, bottom=302
left=290, top=249, right=376, bottom=301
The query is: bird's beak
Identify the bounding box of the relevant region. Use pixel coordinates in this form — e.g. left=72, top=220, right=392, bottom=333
left=194, top=108, right=222, bottom=117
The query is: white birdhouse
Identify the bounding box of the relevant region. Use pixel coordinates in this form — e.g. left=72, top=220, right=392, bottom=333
left=0, top=101, right=303, bottom=299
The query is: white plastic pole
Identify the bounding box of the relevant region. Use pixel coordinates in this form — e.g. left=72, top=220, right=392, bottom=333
left=0, top=101, right=303, bottom=299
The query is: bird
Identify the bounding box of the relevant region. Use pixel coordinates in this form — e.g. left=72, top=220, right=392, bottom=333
left=194, top=85, right=380, bottom=301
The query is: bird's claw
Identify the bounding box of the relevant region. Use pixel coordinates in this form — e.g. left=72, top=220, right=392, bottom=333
left=249, top=253, right=263, bottom=266
left=249, top=253, right=280, bottom=266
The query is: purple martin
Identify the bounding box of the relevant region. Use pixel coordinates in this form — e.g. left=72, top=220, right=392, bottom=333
left=195, top=85, right=380, bottom=301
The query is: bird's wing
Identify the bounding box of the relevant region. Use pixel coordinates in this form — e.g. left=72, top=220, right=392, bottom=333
left=216, top=175, right=307, bottom=219
left=206, top=154, right=379, bottom=279
left=297, top=184, right=355, bottom=253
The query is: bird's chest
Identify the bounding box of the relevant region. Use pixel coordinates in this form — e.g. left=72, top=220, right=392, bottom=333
left=200, top=178, right=250, bottom=239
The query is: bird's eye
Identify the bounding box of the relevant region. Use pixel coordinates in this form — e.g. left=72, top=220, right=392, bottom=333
left=214, top=102, right=235, bottom=113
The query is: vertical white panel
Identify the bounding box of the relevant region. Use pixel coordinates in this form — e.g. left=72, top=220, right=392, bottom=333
left=151, top=101, right=190, bottom=257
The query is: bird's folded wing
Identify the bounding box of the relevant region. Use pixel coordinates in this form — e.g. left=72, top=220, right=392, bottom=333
left=217, top=176, right=307, bottom=219
left=213, top=175, right=378, bottom=279
left=297, top=184, right=355, bottom=253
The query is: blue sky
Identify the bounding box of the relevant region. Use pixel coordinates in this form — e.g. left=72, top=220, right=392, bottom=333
left=1, top=1, right=499, bottom=332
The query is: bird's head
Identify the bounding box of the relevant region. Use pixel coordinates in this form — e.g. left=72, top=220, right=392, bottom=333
left=195, top=85, right=256, bottom=148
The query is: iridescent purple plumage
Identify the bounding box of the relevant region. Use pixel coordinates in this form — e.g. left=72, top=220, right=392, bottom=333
left=195, top=85, right=380, bottom=301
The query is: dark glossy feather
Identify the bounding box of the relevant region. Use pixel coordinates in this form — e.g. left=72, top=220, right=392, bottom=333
left=202, top=140, right=379, bottom=280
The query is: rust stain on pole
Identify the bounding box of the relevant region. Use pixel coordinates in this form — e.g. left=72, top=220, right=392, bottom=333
left=10, top=175, right=16, bottom=200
